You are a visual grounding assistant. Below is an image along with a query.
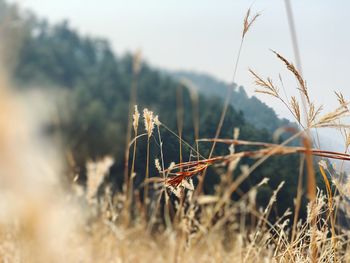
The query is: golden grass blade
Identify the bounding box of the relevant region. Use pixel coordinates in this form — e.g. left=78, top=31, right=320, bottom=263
left=242, top=8, right=260, bottom=38
left=271, top=50, right=310, bottom=105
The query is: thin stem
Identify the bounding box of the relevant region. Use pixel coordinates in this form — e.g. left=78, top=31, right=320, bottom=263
left=144, top=136, right=150, bottom=218
left=123, top=55, right=139, bottom=196
left=161, top=123, right=205, bottom=159
left=156, top=124, right=172, bottom=229
left=195, top=38, right=245, bottom=197
left=124, top=129, right=138, bottom=226
left=291, top=154, right=305, bottom=243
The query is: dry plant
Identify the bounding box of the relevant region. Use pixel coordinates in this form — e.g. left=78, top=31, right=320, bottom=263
left=194, top=7, right=260, bottom=197
left=86, top=156, right=114, bottom=203
left=1, top=66, right=350, bottom=263
left=248, top=44, right=350, bottom=262
left=143, top=108, right=155, bottom=211
left=123, top=51, right=142, bottom=222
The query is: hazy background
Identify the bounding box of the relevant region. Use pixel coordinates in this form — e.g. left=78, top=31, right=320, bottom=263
left=9, top=0, right=350, bottom=120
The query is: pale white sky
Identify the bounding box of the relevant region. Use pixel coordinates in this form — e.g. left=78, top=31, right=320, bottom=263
left=9, top=0, right=350, bottom=122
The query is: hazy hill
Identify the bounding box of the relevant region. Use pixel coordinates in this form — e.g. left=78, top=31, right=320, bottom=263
left=171, top=71, right=291, bottom=133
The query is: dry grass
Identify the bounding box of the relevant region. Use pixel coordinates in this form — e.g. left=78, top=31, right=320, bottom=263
left=1, top=66, right=350, bottom=262
left=1, top=6, right=350, bottom=263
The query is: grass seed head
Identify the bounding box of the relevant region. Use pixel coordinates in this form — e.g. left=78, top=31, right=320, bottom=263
left=143, top=108, right=155, bottom=138
left=155, top=158, right=162, bottom=173
left=271, top=50, right=310, bottom=105
left=133, top=105, right=140, bottom=133
left=242, top=8, right=260, bottom=39
left=154, top=115, right=161, bottom=126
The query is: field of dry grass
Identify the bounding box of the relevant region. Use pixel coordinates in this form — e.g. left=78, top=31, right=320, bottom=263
left=1, top=5, right=350, bottom=263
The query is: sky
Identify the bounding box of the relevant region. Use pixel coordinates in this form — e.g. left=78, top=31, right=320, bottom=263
left=9, top=0, right=350, bottom=123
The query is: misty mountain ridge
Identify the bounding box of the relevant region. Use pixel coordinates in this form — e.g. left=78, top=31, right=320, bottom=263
left=170, top=70, right=291, bottom=133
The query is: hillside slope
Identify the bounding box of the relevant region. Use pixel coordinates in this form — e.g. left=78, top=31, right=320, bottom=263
left=171, top=71, right=291, bottom=132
